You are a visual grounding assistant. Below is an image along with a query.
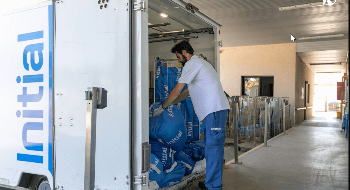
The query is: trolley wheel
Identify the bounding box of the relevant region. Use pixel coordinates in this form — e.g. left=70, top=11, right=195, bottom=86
left=29, top=175, right=50, bottom=190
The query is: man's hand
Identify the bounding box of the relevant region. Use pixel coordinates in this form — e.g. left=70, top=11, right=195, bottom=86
left=153, top=106, right=164, bottom=117
left=173, top=89, right=189, bottom=105
left=162, top=83, right=186, bottom=108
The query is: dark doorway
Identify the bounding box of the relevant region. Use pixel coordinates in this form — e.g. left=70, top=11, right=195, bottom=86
left=304, top=81, right=308, bottom=120
left=260, top=77, right=274, bottom=97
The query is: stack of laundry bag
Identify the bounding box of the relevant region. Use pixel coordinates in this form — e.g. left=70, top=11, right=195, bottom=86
left=148, top=61, right=206, bottom=189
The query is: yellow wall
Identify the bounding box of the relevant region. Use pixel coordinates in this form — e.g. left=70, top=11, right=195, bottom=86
left=295, top=54, right=315, bottom=123
left=220, top=43, right=297, bottom=108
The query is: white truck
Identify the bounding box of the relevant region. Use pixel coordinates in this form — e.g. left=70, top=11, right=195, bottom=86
left=0, top=0, right=221, bottom=189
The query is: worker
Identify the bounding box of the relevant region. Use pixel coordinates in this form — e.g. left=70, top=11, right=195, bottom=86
left=153, top=41, right=230, bottom=190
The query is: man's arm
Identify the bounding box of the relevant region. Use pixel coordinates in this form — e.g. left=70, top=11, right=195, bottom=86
left=162, top=83, right=186, bottom=108
left=173, top=89, right=189, bottom=105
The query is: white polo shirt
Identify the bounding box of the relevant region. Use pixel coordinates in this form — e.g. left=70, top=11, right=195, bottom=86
left=178, top=55, right=230, bottom=121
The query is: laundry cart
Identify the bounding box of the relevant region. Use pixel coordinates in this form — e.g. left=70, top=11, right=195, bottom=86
left=282, top=97, right=292, bottom=130
left=225, top=97, right=243, bottom=151
left=256, top=97, right=267, bottom=142
left=237, top=96, right=254, bottom=148
left=150, top=59, right=209, bottom=190
left=270, top=97, right=282, bottom=137
left=242, top=96, right=256, bottom=142
left=225, top=98, right=235, bottom=141
left=226, top=96, right=268, bottom=149
left=154, top=58, right=203, bottom=143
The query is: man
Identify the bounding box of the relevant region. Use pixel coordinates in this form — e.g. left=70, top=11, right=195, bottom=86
left=153, top=41, right=230, bottom=190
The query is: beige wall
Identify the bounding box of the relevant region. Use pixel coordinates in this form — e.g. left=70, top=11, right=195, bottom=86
left=220, top=43, right=297, bottom=109
left=295, top=54, right=315, bottom=124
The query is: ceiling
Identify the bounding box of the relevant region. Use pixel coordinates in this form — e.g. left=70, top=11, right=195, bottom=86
left=184, top=0, right=349, bottom=73
left=148, top=0, right=217, bottom=43
left=148, top=0, right=215, bottom=34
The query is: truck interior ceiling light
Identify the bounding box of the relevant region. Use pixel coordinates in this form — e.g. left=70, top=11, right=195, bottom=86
left=160, top=13, right=168, bottom=18
left=279, top=0, right=344, bottom=11
left=298, top=34, right=344, bottom=40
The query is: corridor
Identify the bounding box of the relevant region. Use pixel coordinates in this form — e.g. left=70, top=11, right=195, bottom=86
left=185, top=112, right=348, bottom=190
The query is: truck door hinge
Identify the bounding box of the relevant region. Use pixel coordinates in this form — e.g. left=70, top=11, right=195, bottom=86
left=142, top=142, right=151, bottom=172
left=134, top=1, right=146, bottom=11
left=134, top=175, right=147, bottom=185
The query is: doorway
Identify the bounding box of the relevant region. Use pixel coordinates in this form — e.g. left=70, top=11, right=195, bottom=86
left=304, top=81, right=308, bottom=120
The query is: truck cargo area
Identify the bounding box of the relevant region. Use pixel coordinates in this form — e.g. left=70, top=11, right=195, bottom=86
left=146, top=0, right=220, bottom=189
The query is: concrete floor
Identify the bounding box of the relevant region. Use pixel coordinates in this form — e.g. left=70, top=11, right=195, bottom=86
left=1, top=112, right=347, bottom=190
left=224, top=146, right=249, bottom=163
left=185, top=112, right=349, bottom=190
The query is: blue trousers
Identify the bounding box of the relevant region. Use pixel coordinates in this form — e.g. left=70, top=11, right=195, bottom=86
left=203, top=109, right=228, bottom=190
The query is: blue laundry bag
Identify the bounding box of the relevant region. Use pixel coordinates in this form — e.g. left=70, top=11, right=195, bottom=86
left=183, top=140, right=205, bottom=161
left=149, top=103, right=187, bottom=151
left=183, top=97, right=200, bottom=143
left=155, top=61, right=188, bottom=103
left=149, top=153, right=164, bottom=183
left=149, top=140, right=175, bottom=170
left=174, top=151, right=196, bottom=176
left=158, top=161, right=186, bottom=188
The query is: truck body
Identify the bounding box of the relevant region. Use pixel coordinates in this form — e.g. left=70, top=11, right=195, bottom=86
left=0, top=1, right=221, bottom=189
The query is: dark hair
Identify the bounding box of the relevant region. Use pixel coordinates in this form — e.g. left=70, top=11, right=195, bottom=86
left=171, top=41, right=194, bottom=54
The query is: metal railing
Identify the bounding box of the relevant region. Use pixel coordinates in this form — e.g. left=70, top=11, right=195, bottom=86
left=294, top=106, right=313, bottom=126
left=225, top=96, right=293, bottom=164
left=226, top=96, right=292, bottom=151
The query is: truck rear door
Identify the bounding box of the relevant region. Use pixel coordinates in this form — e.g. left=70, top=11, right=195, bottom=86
left=54, top=0, right=132, bottom=189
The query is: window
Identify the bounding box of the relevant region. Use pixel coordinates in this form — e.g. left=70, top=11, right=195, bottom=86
left=242, top=77, right=259, bottom=96
left=242, top=76, right=274, bottom=97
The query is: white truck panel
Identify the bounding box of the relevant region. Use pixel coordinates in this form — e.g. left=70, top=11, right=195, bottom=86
left=54, top=0, right=131, bottom=189
left=0, top=2, right=54, bottom=188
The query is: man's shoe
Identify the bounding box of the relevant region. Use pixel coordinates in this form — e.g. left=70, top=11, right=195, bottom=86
left=198, top=181, right=209, bottom=190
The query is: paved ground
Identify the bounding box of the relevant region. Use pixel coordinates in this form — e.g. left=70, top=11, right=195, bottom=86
left=224, top=145, right=249, bottom=163
left=185, top=112, right=349, bottom=190
left=1, top=112, right=347, bottom=190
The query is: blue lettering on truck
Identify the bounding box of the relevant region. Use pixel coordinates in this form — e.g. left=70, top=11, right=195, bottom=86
left=16, top=30, right=45, bottom=164
left=15, top=5, right=53, bottom=175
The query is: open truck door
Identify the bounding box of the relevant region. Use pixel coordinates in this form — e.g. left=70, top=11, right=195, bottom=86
left=131, top=0, right=151, bottom=190
left=54, top=0, right=132, bottom=189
